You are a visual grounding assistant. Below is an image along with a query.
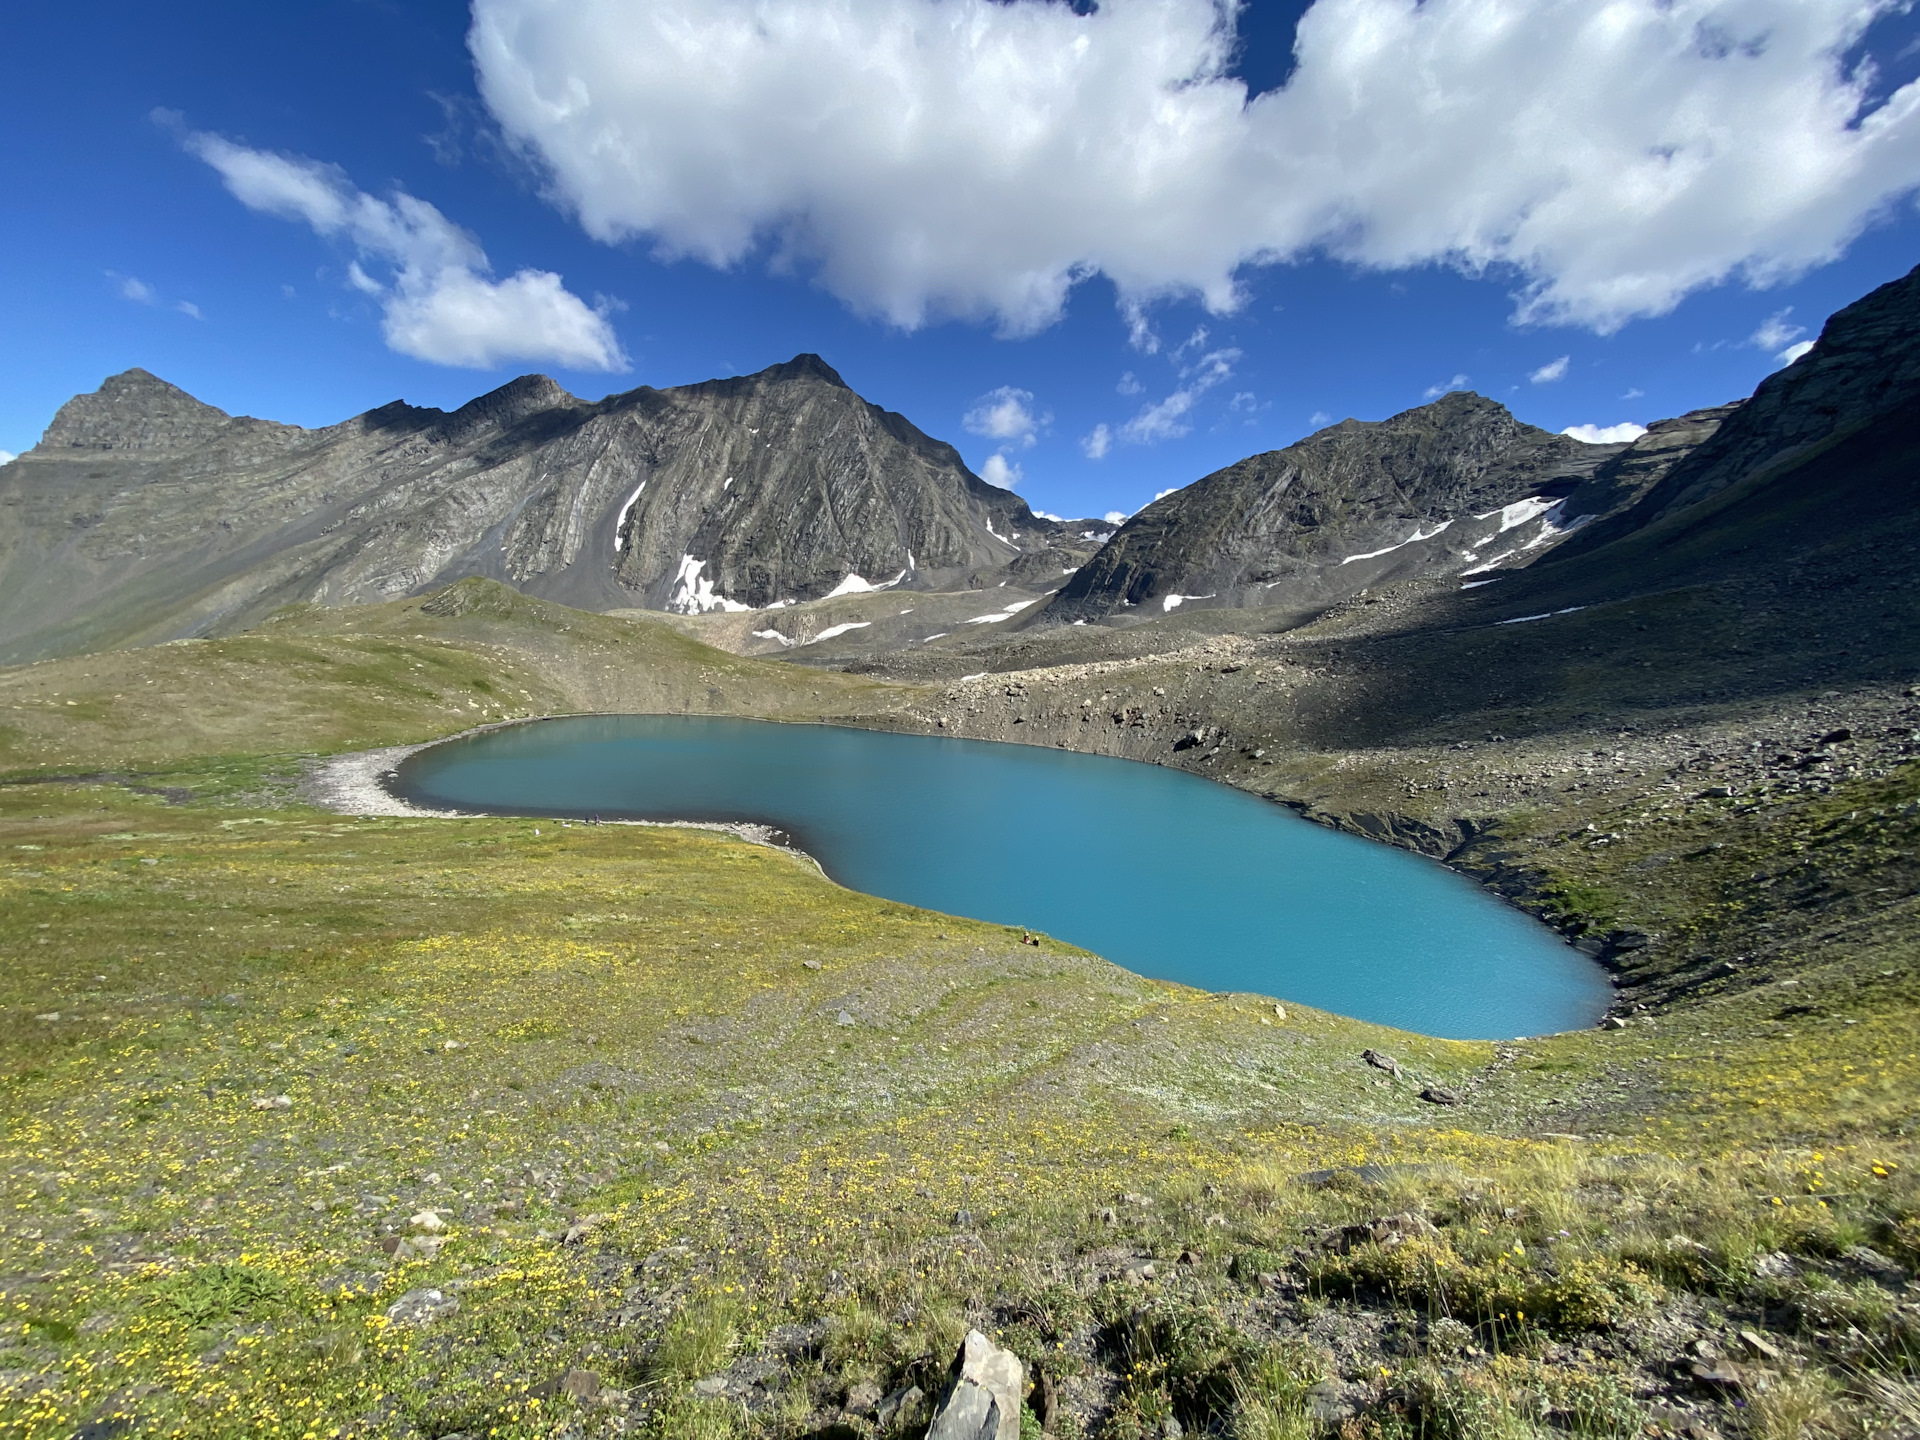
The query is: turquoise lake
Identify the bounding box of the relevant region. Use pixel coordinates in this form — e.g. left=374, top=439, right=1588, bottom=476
left=391, top=715, right=1612, bottom=1039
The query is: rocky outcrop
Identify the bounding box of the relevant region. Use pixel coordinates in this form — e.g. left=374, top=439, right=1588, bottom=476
left=0, top=356, right=1062, bottom=664
left=1551, top=261, right=1920, bottom=561
left=1043, top=392, right=1630, bottom=624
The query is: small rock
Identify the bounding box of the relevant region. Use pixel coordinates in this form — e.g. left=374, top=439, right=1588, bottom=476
left=877, top=1385, right=926, bottom=1429
left=1690, top=1359, right=1743, bottom=1389
left=1272, top=1003, right=1286, bottom=1020
left=925, top=1329, right=1024, bottom=1440
left=385, top=1288, right=458, bottom=1325
left=1752, top=1251, right=1797, bottom=1279
left=1738, top=1329, right=1782, bottom=1362
left=1096, top=1207, right=1118, bottom=1225
left=1601, top=1015, right=1627, bottom=1030
left=1419, top=1085, right=1462, bottom=1106
left=1361, top=1049, right=1401, bottom=1077
left=1202, top=1213, right=1228, bottom=1228
left=410, top=1210, right=446, bottom=1233
left=1120, top=1191, right=1155, bottom=1208
left=803, top=959, right=823, bottom=970
left=1177, top=1249, right=1198, bottom=1266
left=251, top=1094, right=292, bottom=1111
left=692, top=1375, right=731, bottom=1397
left=953, top=1208, right=975, bottom=1228
left=845, top=1379, right=883, bottom=1415
left=1842, top=1244, right=1911, bottom=1282
left=835, top=1010, right=855, bottom=1027
left=562, top=1369, right=602, bottom=1401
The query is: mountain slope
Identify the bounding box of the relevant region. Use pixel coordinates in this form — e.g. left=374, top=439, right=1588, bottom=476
left=1043, top=391, right=1654, bottom=624
left=0, top=356, right=1057, bottom=665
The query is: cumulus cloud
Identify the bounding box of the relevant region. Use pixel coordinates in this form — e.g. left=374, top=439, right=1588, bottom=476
left=1103, top=510, right=1129, bottom=525
left=1529, top=356, right=1570, bottom=384
left=1309, top=410, right=1333, bottom=427
left=1424, top=373, right=1471, bottom=399
left=1777, top=339, right=1817, bottom=365
left=963, top=386, right=1046, bottom=447
left=1117, top=372, right=1143, bottom=396
left=169, top=117, right=625, bottom=371
left=1564, top=422, right=1649, bottom=444
left=979, top=452, right=1023, bottom=488
left=1081, top=423, right=1114, bottom=460
left=0, top=451, right=15, bottom=467
left=471, top=0, right=1920, bottom=337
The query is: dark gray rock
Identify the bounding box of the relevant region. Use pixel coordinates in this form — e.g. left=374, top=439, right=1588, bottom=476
left=0, top=356, right=1065, bottom=664
left=1043, top=391, right=1631, bottom=623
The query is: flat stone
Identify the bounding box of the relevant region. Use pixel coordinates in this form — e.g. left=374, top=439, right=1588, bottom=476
left=385, top=1288, right=459, bottom=1325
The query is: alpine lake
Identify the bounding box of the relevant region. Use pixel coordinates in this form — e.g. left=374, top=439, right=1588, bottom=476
left=392, top=715, right=1612, bottom=1039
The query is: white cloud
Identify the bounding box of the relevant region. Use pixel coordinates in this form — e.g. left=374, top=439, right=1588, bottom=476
left=0, top=451, right=15, bottom=467
left=471, top=0, right=1920, bottom=338
left=172, top=119, right=625, bottom=371
left=1529, top=356, right=1570, bottom=384
left=1081, top=423, right=1113, bottom=460
left=1118, top=345, right=1241, bottom=445
left=116, top=275, right=155, bottom=304
left=1309, top=409, right=1333, bottom=427
left=1564, top=422, right=1649, bottom=444
left=1777, top=339, right=1817, bottom=365
left=980, top=452, right=1023, bottom=488
left=175, top=300, right=203, bottom=319
left=1423, top=373, right=1471, bottom=399
left=963, top=386, right=1045, bottom=447
left=1622, top=387, right=1645, bottom=399
left=1750, top=307, right=1805, bottom=352
left=1116, top=372, right=1143, bottom=396
left=1103, top=510, right=1129, bottom=525
left=1152, top=486, right=1182, bottom=502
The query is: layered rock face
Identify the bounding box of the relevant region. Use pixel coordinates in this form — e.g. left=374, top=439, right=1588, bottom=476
left=1043, top=391, right=1717, bottom=624
left=0, top=356, right=1052, bottom=664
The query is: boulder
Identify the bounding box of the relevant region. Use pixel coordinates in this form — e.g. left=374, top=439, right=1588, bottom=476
left=1361, top=1049, right=1401, bottom=1077
left=1419, top=1085, right=1462, bottom=1106
left=925, top=1330, right=1025, bottom=1440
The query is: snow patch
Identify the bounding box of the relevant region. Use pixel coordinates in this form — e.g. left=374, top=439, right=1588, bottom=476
left=724, top=476, right=734, bottom=490
left=809, top=621, right=871, bottom=642
left=750, top=628, right=795, bottom=647
left=1340, top=521, right=1452, bottom=565
left=1497, top=606, right=1587, bottom=626
left=1476, top=496, right=1559, bottom=533
left=666, top=554, right=753, bottom=614
left=1162, top=593, right=1215, bottom=612
left=824, top=567, right=909, bottom=599
left=1460, top=578, right=1502, bottom=589
left=611, top=480, right=647, bottom=552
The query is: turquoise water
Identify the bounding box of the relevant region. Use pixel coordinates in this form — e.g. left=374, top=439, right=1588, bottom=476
left=392, top=715, right=1610, bottom=1039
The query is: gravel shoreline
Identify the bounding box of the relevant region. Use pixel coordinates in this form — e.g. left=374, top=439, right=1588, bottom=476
left=300, top=721, right=808, bottom=857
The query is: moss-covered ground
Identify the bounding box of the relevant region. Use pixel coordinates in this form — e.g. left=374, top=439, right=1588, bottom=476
left=2, top=584, right=1915, bottom=1440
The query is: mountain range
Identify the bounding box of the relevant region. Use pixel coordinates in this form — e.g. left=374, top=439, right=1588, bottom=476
left=4, top=264, right=1917, bottom=679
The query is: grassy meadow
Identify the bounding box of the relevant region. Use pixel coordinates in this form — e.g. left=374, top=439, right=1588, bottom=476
left=1, top=584, right=1916, bottom=1440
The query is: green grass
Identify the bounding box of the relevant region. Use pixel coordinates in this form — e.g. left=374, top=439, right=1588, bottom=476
left=0, top=581, right=1916, bottom=1439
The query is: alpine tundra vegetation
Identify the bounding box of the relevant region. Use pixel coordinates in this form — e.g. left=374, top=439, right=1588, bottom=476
left=2, top=252, right=1918, bottom=1440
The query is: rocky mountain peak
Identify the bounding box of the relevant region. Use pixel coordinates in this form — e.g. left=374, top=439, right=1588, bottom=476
left=436, top=373, right=580, bottom=440
left=37, top=368, right=238, bottom=454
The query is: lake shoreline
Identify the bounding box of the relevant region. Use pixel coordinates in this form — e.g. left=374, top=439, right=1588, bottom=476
left=301, top=720, right=814, bottom=859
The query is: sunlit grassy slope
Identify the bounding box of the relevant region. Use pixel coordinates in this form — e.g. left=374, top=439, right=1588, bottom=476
left=1, top=581, right=1915, bottom=1440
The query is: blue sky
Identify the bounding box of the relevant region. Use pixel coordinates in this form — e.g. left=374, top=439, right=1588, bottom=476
left=5, top=0, right=1919, bottom=523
